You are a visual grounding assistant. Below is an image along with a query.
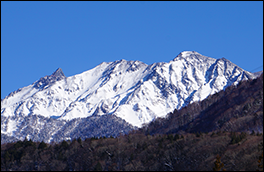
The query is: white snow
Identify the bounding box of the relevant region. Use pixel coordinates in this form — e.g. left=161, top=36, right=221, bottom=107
left=181, top=51, right=194, bottom=58
left=2, top=118, right=18, bottom=135
left=1, top=51, right=257, bottom=130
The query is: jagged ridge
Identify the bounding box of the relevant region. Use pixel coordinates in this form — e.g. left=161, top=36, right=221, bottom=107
left=1, top=51, right=259, bottom=143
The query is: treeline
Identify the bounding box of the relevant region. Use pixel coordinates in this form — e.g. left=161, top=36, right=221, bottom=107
left=143, top=73, right=263, bottom=135
left=1, top=74, right=262, bottom=171
left=1, top=131, right=263, bottom=171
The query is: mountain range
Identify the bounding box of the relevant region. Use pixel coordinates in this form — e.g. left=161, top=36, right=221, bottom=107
left=1, top=70, right=263, bottom=171
left=1, top=51, right=261, bottom=143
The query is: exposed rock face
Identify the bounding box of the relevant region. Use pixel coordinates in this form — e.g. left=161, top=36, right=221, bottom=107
left=1, top=51, right=260, bottom=143
left=51, top=68, right=65, bottom=78
left=33, top=68, right=66, bottom=89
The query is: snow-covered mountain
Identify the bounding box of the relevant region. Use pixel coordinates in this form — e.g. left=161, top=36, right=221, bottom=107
left=1, top=51, right=259, bottom=143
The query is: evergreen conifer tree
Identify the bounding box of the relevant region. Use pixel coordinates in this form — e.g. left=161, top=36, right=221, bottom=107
left=77, top=137, right=82, bottom=144
left=94, top=162, right=102, bottom=171
left=38, top=141, right=47, bottom=149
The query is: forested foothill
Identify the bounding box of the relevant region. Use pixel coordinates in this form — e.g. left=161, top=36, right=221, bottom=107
left=1, top=74, right=263, bottom=171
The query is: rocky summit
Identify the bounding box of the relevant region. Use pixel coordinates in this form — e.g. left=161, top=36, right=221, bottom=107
left=1, top=51, right=259, bottom=143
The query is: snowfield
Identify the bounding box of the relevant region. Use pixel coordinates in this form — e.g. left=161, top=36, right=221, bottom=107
left=1, top=51, right=259, bottom=142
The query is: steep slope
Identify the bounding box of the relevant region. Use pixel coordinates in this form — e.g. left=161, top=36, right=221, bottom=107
left=144, top=73, right=263, bottom=135
left=1, top=114, right=136, bottom=144
left=1, top=51, right=259, bottom=143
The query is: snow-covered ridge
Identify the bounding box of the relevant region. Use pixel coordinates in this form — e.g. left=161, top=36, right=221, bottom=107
left=1, top=51, right=258, bottom=132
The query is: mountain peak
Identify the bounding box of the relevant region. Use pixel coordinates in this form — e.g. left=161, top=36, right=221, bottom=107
left=173, top=51, right=203, bottom=61
left=180, top=51, right=200, bottom=57
left=33, top=68, right=66, bottom=89
left=2, top=51, right=260, bottom=143
left=51, top=68, right=65, bottom=78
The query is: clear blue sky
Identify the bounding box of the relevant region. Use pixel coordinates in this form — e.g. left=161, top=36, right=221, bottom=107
left=1, top=1, right=263, bottom=99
